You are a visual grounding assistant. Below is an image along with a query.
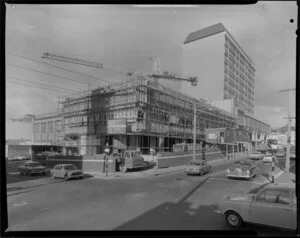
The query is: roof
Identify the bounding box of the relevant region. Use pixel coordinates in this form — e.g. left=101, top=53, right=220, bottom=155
left=184, top=23, right=226, bottom=44
left=6, top=139, right=32, bottom=145
left=183, top=22, right=253, bottom=65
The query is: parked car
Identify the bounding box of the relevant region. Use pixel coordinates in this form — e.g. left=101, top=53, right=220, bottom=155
left=185, top=160, right=212, bottom=176
left=276, top=150, right=285, bottom=157
left=263, top=152, right=275, bottom=163
left=121, top=150, right=145, bottom=173
left=18, top=161, right=47, bottom=175
left=51, top=164, right=83, bottom=181
left=290, top=146, right=296, bottom=160
left=215, top=183, right=296, bottom=230
left=227, top=161, right=258, bottom=181
left=249, top=151, right=264, bottom=160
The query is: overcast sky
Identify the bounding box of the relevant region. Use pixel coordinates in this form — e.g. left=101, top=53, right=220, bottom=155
left=5, top=3, right=297, bottom=139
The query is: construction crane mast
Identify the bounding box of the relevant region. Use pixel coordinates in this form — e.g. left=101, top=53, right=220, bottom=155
left=149, top=56, right=198, bottom=86
left=42, top=52, right=103, bottom=69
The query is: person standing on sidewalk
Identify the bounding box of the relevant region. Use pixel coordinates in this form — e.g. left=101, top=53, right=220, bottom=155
left=202, top=140, right=206, bottom=161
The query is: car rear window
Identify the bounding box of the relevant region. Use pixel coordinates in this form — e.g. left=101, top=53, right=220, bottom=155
left=277, top=191, right=290, bottom=205
left=249, top=183, right=269, bottom=194
left=64, top=165, right=77, bottom=170
left=256, top=190, right=278, bottom=203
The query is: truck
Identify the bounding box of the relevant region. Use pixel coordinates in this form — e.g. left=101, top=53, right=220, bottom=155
left=113, top=149, right=145, bottom=173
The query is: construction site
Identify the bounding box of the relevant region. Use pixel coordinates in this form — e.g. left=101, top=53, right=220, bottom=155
left=30, top=53, right=259, bottom=157
left=58, top=73, right=238, bottom=156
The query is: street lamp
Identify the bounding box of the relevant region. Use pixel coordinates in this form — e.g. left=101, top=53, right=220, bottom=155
left=279, top=88, right=295, bottom=172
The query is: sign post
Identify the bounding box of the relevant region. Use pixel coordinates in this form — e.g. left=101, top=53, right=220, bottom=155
left=104, top=143, right=110, bottom=177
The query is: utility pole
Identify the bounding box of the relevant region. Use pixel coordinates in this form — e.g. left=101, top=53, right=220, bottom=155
left=193, top=102, right=196, bottom=162
left=279, top=88, right=295, bottom=172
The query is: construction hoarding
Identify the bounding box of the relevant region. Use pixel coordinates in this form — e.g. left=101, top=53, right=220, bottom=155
left=107, top=119, right=126, bottom=134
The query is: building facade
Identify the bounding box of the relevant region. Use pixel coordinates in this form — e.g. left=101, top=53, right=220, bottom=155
left=181, top=23, right=269, bottom=144
left=33, top=76, right=238, bottom=155
left=182, top=22, right=255, bottom=115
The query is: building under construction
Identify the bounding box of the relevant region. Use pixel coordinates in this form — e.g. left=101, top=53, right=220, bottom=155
left=33, top=74, right=238, bottom=155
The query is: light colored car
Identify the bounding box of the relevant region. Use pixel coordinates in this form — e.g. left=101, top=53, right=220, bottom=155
left=185, top=160, right=212, bottom=176
left=51, top=164, right=83, bottom=181
left=227, top=161, right=258, bottom=180
left=215, top=183, right=296, bottom=230
left=263, top=155, right=274, bottom=163
left=276, top=150, right=285, bottom=157
left=249, top=151, right=264, bottom=160
left=263, top=152, right=274, bottom=163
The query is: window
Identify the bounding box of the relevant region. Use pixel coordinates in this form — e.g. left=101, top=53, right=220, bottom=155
left=256, top=190, right=278, bottom=203
left=277, top=191, right=290, bottom=205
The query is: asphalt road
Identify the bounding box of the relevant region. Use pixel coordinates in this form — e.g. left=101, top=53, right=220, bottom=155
left=6, top=158, right=295, bottom=236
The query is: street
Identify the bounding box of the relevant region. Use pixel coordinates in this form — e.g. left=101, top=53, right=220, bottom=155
left=6, top=158, right=295, bottom=236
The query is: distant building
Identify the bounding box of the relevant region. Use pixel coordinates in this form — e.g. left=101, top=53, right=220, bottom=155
left=5, top=139, right=32, bottom=158
left=182, top=23, right=270, bottom=146
left=268, top=125, right=296, bottom=147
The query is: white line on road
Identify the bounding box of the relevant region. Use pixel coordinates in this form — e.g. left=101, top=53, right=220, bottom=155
left=208, top=177, right=264, bottom=185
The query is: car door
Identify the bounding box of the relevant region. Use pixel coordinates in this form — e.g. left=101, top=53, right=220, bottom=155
left=292, top=192, right=297, bottom=229
left=249, top=189, right=293, bottom=229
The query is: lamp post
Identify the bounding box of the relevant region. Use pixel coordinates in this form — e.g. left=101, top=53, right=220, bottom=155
left=279, top=88, right=295, bottom=172
left=193, top=102, right=196, bottom=162
left=104, top=143, right=110, bottom=176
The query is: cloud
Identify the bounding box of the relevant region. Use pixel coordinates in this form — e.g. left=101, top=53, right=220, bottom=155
left=5, top=3, right=296, bottom=139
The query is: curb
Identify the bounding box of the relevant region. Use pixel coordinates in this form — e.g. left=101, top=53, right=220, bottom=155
left=88, top=156, right=249, bottom=179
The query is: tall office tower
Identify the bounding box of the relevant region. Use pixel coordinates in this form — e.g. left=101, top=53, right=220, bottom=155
left=182, top=23, right=255, bottom=115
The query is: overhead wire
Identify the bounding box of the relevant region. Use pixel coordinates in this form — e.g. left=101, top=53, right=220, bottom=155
left=6, top=52, right=117, bottom=84
left=6, top=63, right=90, bottom=86
left=7, top=80, right=73, bottom=95
left=6, top=76, right=82, bottom=93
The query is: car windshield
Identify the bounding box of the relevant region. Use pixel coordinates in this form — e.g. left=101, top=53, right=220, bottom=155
left=248, top=183, right=269, bottom=194
left=64, top=165, right=77, bottom=170
left=28, top=163, right=40, bottom=167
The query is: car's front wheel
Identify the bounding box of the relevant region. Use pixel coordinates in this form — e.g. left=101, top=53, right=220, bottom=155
left=225, top=211, right=243, bottom=228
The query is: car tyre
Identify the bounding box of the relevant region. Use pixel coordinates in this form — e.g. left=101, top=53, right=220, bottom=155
left=226, top=211, right=243, bottom=228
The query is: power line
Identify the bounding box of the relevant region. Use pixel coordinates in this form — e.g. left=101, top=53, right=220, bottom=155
left=6, top=52, right=112, bottom=84
left=6, top=76, right=81, bottom=93
left=7, top=80, right=72, bottom=95
left=6, top=63, right=91, bottom=86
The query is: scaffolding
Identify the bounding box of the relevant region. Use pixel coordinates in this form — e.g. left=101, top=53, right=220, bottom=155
left=59, top=74, right=237, bottom=155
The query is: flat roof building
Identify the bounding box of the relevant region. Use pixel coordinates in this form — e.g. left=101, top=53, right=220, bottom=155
left=182, top=23, right=255, bottom=116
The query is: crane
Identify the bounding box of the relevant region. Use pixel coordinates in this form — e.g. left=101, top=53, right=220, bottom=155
left=148, top=56, right=198, bottom=86
left=41, top=52, right=103, bottom=69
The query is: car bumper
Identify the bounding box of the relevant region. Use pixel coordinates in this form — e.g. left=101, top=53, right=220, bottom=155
left=30, top=171, right=46, bottom=174
left=69, top=174, right=83, bottom=179
left=214, top=209, right=223, bottom=215
left=227, top=174, right=251, bottom=179
left=186, top=170, right=200, bottom=174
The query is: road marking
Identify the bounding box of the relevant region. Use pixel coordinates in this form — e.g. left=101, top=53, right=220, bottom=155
left=13, top=201, right=28, bottom=207
left=208, top=177, right=264, bottom=185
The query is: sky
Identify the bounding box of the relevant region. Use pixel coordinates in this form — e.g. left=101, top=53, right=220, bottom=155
left=5, top=3, right=297, bottom=139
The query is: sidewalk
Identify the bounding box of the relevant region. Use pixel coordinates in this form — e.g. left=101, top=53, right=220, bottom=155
left=89, top=155, right=249, bottom=179
left=259, top=167, right=295, bottom=184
